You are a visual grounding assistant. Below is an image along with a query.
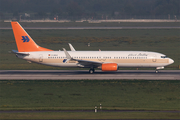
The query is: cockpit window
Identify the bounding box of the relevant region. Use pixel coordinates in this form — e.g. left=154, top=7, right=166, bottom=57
left=161, top=56, right=167, bottom=58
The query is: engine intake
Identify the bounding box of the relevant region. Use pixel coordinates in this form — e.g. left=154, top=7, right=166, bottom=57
left=101, top=63, right=118, bottom=71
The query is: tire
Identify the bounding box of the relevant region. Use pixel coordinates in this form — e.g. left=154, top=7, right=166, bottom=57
left=89, top=69, right=94, bottom=74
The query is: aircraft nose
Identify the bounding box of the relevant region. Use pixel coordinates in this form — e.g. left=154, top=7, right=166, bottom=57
left=169, top=58, right=174, bottom=64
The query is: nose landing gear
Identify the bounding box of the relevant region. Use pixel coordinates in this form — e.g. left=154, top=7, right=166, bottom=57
left=155, top=67, right=164, bottom=73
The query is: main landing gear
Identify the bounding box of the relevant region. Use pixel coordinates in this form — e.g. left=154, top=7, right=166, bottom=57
left=155, top=70, right=159, bottom=73
left=89, top=68, right=95, bottom=74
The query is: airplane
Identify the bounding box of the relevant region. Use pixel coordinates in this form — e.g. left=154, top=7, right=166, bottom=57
left=11, top=21, right=174, bottom=74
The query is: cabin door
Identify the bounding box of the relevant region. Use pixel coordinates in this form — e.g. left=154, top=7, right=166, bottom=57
left=152, top=55, right=156, bottom=62
left=39, top=54, right=43, bottom=62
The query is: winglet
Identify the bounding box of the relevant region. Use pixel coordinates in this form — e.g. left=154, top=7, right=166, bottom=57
left=68, top=43, right=76, bottom=51
left=63, top=48, right=72, bottom=59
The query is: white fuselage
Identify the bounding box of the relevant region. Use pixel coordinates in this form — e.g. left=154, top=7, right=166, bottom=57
left=17, top=51, right=174, bottom=69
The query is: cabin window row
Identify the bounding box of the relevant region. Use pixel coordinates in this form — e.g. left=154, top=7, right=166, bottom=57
left=48, top=57, right=66, bottom=59
left=48, top=57, right=100, bottom=59
left=48, top=56, right=147, bottom=59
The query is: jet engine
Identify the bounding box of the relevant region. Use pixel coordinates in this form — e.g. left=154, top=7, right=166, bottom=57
left=101, top=63, right=118, bottom=71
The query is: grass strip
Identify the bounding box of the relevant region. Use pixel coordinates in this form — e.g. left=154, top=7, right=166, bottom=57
left=0, top=80, right=179, bottom=111
left=0, top=111, right=180, bottom=119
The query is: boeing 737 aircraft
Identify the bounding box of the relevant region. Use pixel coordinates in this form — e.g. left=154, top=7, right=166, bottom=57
left=11, top=21, right=174, bottom=73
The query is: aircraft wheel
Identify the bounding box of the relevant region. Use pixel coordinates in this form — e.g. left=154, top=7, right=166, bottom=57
left=89, top=69, right=94, bottom=74
left=155, top=70, right=159, bottom=73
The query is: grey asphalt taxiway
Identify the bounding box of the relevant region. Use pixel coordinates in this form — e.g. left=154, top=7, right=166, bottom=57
left=0, top=70, right=180, bottom=80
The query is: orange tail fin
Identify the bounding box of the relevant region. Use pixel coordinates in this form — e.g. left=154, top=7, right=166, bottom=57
left=11, top=21, right=53, bottom=52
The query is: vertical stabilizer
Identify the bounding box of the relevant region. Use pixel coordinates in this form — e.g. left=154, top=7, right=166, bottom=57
left=11, top=21, right=53, bottom=52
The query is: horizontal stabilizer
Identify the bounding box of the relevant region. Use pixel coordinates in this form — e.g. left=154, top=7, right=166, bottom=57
left=12, top=50, right=29, bottom=55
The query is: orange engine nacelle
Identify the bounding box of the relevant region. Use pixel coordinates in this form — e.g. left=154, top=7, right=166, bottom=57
left=101, top=63, right=118, bottom=71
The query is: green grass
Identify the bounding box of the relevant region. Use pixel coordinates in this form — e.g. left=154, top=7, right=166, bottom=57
left=0, top=80, right=180, bottom=111
left=0, top=29, right=180, bottom=69
left=0, top=80, right=180, bottom=119
left=1, top=111, right=180, bottom=119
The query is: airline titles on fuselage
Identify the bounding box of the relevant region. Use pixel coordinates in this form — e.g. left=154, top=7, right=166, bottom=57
left=128, top=53, right=148, bottom=57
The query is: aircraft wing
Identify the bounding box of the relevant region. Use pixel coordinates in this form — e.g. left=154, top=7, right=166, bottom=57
left=63, top=48, right=102, bottom=67
left=74, top=59, right=102, bottom=67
